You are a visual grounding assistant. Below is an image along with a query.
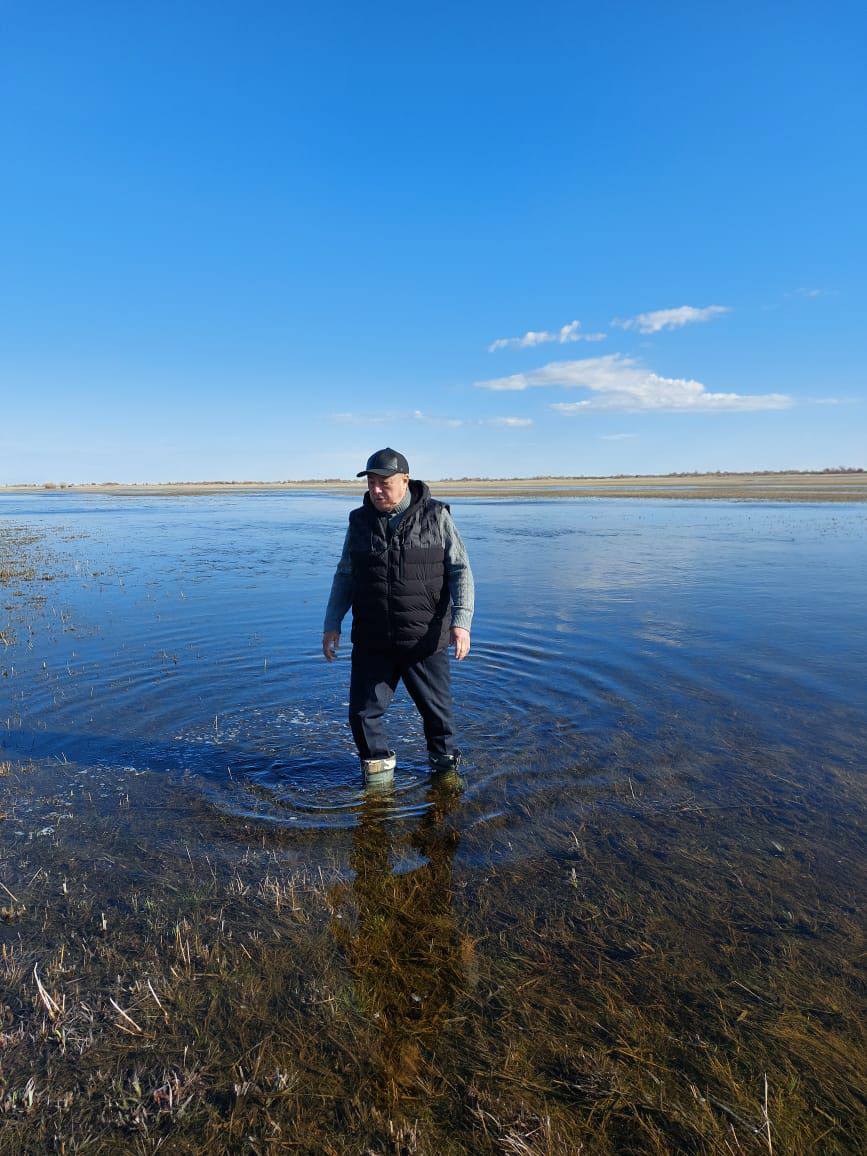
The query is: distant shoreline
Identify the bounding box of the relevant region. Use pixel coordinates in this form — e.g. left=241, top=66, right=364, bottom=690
left=2, top=470, right=866, bottom=502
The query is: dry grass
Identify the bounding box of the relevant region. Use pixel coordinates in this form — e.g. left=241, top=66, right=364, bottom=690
left=3, top=471, right=867, bottom=502
left=0, top=524, right=61, bottom=589
left=0, top=750, right=863, bottom=1154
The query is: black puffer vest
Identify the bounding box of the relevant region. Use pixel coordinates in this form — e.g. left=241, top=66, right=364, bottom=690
left=349, top=480, right=451, bottom=658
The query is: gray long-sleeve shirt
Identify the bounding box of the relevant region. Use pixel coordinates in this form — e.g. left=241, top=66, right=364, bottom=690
left=323, top=504, right=475, bottom=635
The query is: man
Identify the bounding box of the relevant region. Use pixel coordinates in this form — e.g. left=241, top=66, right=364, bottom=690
left=323, top=447, right=474, bottom=785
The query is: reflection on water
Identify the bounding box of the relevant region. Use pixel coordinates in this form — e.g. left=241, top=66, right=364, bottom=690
left=1, top=494, right=866, bottom=1151
left=331, top=783, right=464, bottom=1102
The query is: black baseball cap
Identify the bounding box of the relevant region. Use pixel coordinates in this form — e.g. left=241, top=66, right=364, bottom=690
left=356, top=447, right=410, bottom=478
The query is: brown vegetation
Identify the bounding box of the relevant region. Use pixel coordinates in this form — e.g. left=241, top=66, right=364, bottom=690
left=0, top=743, right=863, bottom=1154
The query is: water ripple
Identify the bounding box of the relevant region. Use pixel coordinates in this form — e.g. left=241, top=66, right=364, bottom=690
left=2, top=493, right=865, bottom=835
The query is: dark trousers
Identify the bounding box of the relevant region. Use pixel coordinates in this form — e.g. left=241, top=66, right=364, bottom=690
left=349, top=646, right=456, bottom=760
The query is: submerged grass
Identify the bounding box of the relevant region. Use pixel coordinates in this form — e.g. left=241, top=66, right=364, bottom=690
left=0, top=746, right=863, bottom=1154
left=1, top=517, right=865, bottom=1152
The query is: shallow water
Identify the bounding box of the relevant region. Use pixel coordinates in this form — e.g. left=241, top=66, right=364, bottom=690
left=1, top=492, right=865, bottom=839
left=2, top=493, right=866, bottom=1151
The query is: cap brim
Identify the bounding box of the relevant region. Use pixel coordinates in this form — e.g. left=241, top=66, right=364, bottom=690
left=356, top=468, right=399, bottom=477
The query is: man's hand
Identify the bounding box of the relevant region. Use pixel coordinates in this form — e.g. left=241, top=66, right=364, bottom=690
left=322, top=631, right=341, bottom=662
left=450, top=627, right=470, bottom=661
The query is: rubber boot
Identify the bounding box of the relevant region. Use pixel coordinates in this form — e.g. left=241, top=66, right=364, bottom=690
left=428, top=749, right=463, bottom=790
left=361, top=751, right=396, bottom=787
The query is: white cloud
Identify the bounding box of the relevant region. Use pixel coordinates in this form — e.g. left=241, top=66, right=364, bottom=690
left=599, top=433, right=638, bottom=440
left=332, top=412, right=391, bottom=425
left=411, top=409, right=464, bottom=428
left=331, top=411, right=532, bottom=429
left=612, top=305, right=730, bottom=334
left=332, top=410, right=464, bottom=427
left=488, top=319, right=606, bottom=352
left=790, top=287, right=828, bottom=299
left=474, top=354, right=792, bottom=413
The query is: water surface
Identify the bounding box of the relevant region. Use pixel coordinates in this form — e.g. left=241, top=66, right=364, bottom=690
left=2, top=492, right=864, bottom=839
left=1, top=493, right=865, bottom=1152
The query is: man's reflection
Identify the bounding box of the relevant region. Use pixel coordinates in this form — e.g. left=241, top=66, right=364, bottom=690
left=331, top=781, right=467, bottom=1103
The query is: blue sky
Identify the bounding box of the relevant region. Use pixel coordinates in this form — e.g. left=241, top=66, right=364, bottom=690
left=2, top=1, right=865, bottom=483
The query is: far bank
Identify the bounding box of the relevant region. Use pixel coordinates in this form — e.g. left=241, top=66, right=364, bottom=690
left=2, top=471, right=866, bottom=502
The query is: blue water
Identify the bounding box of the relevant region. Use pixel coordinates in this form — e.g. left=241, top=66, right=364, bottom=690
left=2, top=493, right=865, bottom=840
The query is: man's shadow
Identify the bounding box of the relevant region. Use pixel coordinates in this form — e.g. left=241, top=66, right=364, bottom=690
left=330, top=781, right=472, bottom=1104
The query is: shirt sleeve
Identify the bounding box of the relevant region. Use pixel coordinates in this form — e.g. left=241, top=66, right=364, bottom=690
left=442, top=509, right=475, bottom=631
left=323, top=527, right=353, bottom=633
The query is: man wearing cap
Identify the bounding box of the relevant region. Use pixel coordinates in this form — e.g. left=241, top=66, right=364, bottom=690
left=322, top=448, right=474, bottom=785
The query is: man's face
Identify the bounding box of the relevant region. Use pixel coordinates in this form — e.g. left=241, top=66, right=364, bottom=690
left=367, top=472, right=409, bottom=513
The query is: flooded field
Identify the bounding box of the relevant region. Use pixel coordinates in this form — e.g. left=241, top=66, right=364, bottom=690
left=1, top=493, right=865, bottom=1153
